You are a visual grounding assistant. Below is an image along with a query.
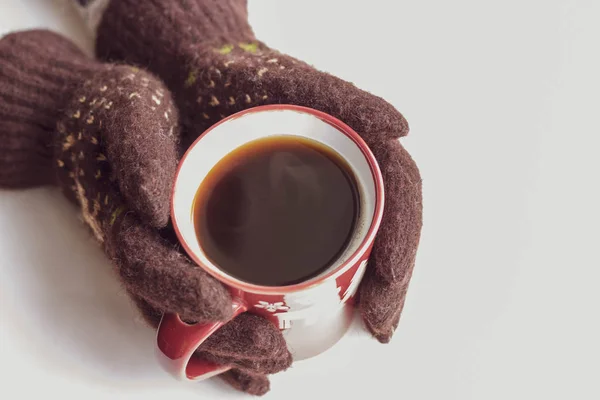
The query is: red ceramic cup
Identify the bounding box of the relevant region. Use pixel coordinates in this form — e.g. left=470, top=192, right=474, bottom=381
left=158, top=105, right=385, bottom=381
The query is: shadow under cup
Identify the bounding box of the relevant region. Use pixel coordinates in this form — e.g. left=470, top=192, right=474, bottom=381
left=168, top=105, right=383, bottom=368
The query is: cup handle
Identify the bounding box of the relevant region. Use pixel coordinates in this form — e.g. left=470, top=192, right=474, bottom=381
left=155, top=298, right=248, bottom=381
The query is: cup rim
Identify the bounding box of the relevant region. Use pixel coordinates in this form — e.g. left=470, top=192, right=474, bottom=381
left=171, top=104, right=385, bottom=295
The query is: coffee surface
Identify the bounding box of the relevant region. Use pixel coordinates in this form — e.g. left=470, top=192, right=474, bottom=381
left=194, top=135, right=359, bottom=286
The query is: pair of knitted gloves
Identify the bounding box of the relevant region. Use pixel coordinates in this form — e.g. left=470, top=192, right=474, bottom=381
left=0, top=0, right=422, bottom=395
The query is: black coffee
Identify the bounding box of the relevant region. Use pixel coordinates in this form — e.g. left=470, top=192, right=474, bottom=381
left=193, top=135, right=360, bottom=286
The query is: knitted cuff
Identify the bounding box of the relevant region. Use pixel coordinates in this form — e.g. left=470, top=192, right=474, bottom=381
left=0, top=30, right=98, bottom=188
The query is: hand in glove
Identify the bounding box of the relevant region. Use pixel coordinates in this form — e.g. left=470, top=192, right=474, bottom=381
left=72, top=0, right=423, bottom=394
left=0, top=29, right=291, bottom=396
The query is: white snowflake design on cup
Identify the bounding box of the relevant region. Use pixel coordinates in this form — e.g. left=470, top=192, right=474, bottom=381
left=255, top=301, right=290, bottom=313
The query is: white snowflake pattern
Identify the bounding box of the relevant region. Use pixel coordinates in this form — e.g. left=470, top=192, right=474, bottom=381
left=255, top=301, right=290, bottom=312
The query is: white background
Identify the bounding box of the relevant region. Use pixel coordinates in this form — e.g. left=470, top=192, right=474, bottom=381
left=1, top=0, right=599, bottom=399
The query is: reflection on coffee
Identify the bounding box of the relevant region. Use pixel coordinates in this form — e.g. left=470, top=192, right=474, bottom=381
left=193, top=135, right=359, bottom=286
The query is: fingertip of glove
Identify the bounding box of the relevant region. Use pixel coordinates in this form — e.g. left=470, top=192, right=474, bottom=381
left=109, top=212, right=233, bottom=324
left=368, top=312, right=401, bottom=344
left=340, top=78, right=409, bottom=140
left=359, top=270, right=407, bottom=344
left=373, top=330, right=393, bottom=344
left=363, top=309, right=401, bottom=344
left=177, top=271, right=234, bottom=323
left=378, top=99, right=410, bottom=139
left=222, top=370, right=270, bottom=396
left=197, top=313, right=292, bottom=374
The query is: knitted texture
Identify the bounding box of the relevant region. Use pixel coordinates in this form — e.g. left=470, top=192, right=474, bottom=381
left=0, top=30, right=88, bottom=188
left=94, top=0, right=408, bottom=149
left=222, top=370, right=270, bottom=396
left=0, top=29, right=291, bottom=377
left=82, top=0, right=424, bottom=393
left=94, top=0, right=422, bottom=338
left=0, top=29, right=176, bottom=227
left=133, top=294, right=293, bottom=376
left=359, top=139, right=423, bottom=341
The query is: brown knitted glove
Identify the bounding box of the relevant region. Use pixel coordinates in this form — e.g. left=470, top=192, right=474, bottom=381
left=90, top=0, right=423, bottom=339
left=0, top=29, right=291, bottom=392
left=73, top=0, right=424, bottom=394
